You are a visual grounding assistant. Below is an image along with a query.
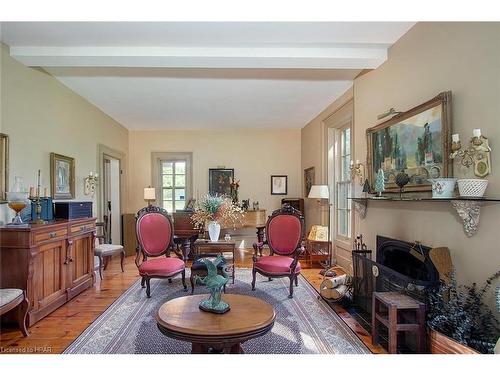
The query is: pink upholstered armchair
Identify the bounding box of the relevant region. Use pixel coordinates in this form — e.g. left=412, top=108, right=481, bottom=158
left=251, top=204, right=305, bottom=298
left=135, top=206, right=187, bottom=297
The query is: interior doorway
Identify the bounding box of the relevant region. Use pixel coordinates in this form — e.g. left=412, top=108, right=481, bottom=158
left=102, top=155, right=121, bottom=244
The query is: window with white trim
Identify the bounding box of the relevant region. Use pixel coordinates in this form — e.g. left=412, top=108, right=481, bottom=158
left=336, top=126, right=352, bottom=239
left=159, top=159, right=189, bottom=212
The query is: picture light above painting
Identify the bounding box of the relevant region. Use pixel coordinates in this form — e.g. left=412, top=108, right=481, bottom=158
left=366, top=91, right=452, bottom=193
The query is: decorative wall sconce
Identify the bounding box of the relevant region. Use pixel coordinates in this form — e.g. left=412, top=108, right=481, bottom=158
left=450, top=129, right=492, bottom=178
left=350, top=160, right=365, bottom=186
left=84, top=171, right=99, bottom=197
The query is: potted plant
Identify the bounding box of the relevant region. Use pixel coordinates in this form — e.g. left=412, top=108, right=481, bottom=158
left=427, top=270, right=500, bottom=354
left=191, top=194, right=244, bottom=242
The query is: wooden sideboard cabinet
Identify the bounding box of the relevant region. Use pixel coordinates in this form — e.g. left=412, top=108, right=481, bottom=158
left=0, top=218, right=96, bottom=326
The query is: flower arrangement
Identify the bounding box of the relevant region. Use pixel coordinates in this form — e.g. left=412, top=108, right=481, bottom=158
left=191, top=194, right=244, bottom=230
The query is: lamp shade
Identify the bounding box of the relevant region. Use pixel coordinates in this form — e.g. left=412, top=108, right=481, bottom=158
left=308, top=185, right=329, bottom=199
left=144, top=187, right=156, bottom=200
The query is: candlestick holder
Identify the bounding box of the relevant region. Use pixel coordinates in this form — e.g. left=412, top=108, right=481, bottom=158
left=349, top=161, right=365, bottom=186
left=450, top=134, right=491, bottom=178
left=29, top=195, right=47, bottom=224
left=84, top=172, right=99, bottom=197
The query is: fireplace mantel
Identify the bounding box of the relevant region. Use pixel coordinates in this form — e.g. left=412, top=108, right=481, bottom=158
left=350, top=196, right=500, bottom=237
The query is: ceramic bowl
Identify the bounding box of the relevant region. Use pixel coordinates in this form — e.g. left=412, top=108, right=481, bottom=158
left=430, top=178, right=457, bottom=198
left=457, top=178, right=488, bottom=198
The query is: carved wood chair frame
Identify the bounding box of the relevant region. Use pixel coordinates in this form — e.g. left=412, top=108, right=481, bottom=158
left=135, top=205, right=187, bottom=297
left=251, top=204, right=305, bottom=298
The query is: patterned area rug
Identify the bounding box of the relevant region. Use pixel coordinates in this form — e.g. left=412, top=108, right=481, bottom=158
left=64, top=269, right=369, bottom=354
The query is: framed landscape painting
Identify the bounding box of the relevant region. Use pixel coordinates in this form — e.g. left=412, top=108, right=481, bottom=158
left=50, top=153, right=75, bottom=199
left=366, top=91, right=452, bottom=193
left=209, top=168, right=234, bottom=196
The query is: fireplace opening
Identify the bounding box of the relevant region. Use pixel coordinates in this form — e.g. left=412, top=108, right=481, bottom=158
left=376, top=236, right=439, bottom=283
left=349, top=235, right=440, bottom=353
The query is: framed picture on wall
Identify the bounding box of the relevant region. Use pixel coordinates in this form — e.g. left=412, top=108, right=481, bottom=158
left=271, top=175, right=288, bottom=195
left=50, top=153, right=75, bottom=199
left=209, top=168, right=234, bottom=196
left=366, top=91, right=452, bottom=193
left=304, top=166, right=315, bottom=197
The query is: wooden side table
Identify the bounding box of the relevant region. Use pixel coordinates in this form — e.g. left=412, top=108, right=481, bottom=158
left=156, top=294, right=275, bottom=354
left=305, top=239, right=330, bottom=266
left=193, top=239, right=236, bottom=283
left=371, top=292, right=426, bottom=353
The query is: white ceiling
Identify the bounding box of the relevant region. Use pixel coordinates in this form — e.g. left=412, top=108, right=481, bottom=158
left=1, top=22, right=415, bottom=130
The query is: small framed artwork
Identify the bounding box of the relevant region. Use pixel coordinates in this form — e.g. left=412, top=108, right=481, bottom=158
left=209, top=168, right=234, bottom=196
left=50, top=153, right=75, bottom=199
left=271, top=175, right=288, bottom=195
left=304, top=166, right=315, bottom=197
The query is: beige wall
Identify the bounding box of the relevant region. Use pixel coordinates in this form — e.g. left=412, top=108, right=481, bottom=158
left=353, top=22, right=500, bottom=295
left=302, top=22, right=500, bottom=307
left=0, top=43, right=129, bottom=223
left=301, top=86, right=353, bottom=230
left=128, top=129, right=302, bottom=215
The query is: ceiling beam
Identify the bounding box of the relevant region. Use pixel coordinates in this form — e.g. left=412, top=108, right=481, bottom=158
left=9, top=44, right=388, bottom=69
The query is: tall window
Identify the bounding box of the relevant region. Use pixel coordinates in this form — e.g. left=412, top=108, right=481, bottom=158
left=160, top=160, right=187, bottom=212
left=336, top=125, right=352, bottom=239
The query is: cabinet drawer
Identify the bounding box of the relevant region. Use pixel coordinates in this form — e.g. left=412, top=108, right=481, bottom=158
left=34, top=228, right=67, bottom=244
left=70, top=222, right=95, bottom=235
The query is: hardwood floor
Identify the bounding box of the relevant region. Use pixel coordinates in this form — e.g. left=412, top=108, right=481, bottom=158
left=0, top=247, right=385, bottom=354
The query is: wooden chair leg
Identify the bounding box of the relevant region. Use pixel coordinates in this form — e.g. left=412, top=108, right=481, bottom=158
left=98, top=255, right=104, bottom=280
left=17, top=297, right=29, bottom=337
left=190, top=273, right=195, bottom=294
left=416, top=304, right=426, bottom=353
left=371, top=297, right=379, bottom=346
left=251, top=268, right=257, bottom=291
left=141, top=276, right=146, bottom=288
left=103, top=255, right=111, bottom=270
left=181, top=269, right=187, bottom=291
left=268, top=277, right=273, bottom=282
left=168, top=278, right=172, bottom=283
left=388, top=305, right=398, bottom=354
left=145, top=277, right=151, bottom=298
left=295, top=274, right=299, bottom=286
left=288, top=276, right=294, bottom=298
left=120, top=251, right=125, bottom=272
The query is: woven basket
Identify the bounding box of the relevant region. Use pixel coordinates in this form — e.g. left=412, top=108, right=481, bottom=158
left=457, top=178, right=488, bottom=197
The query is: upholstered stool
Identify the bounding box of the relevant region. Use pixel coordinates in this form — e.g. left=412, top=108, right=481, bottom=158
left=0, top=289, right=29, bottom=337
left=94, top=242, right=125, bottom=279
left=372, top=291, right=426, bottom=353
left=190, top=253, right=228, bottom=294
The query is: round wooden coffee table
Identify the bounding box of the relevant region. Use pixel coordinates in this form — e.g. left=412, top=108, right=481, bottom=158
left=156, top=294, right=275, bottom=354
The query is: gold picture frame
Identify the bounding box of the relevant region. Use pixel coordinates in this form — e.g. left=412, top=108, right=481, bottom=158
left=366, top=91, right=452, bottom=193
left=50, top=153, right=75, bottom=199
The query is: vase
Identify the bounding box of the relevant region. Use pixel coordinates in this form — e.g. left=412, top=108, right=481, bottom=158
left=208, top=221, right=221, bottom=242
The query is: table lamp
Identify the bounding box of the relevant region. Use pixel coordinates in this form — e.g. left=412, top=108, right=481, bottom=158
left=144, top=186, right=156, bottom=206
left=308, top=185, right=335, bottom=277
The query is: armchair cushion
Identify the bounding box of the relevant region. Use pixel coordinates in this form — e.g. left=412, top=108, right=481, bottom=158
left=137, top=212, right=172, bottom=256
left=95, top=243, right=124, bottom=255
left=0, top=289, right=23, bottom=308
left=267, top=215, right=302, bottom=255
left=138, top=257, right=184, bottom=277
left=254, top=255, right=301, bottom=274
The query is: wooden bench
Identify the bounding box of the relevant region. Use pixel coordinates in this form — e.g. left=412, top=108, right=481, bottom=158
left=372, top=291, right=426, bottom=353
